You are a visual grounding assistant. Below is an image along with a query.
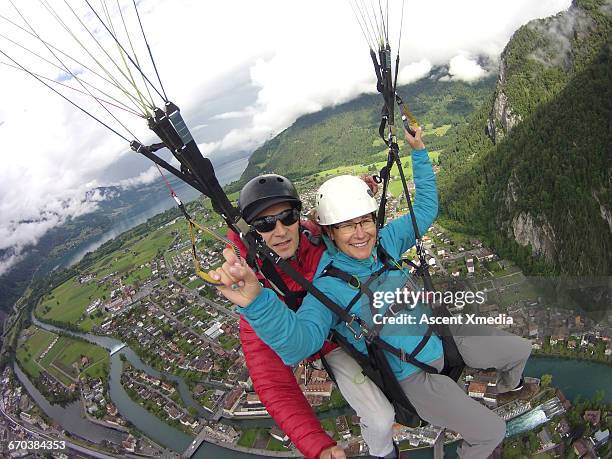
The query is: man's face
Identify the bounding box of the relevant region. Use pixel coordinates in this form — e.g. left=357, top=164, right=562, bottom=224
left=254, top=202, right=300, bottom=259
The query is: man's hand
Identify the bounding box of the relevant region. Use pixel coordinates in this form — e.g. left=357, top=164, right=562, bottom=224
left=208, top=248, right=261, bottom=307
left=360, top=174, right=379, bottom=195
left=319, top=445, right=347, bottom=459
left=404, top=125, right=425, bottom=151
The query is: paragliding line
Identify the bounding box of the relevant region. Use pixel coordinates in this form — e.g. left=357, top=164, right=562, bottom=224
left=132, top=0, right=168, bottom=101
left=83, top=0, right=167, bottom=102
left=0, top=48, right=132, bottom=143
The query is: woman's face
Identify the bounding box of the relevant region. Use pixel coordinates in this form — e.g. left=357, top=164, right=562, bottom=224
left=329, top=214, right=376, bottom=260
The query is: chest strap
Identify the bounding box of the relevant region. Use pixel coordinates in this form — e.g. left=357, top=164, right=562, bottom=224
left=320, top=245, right=438, bottom=374
left=321, top=262, right=389, bottom=317
left=244, top=230, right=307, bottom=311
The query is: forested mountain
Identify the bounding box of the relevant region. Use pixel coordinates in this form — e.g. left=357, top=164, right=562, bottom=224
left=239, top=0, right=610, bottom=278
left=238, top=76, right=496, bottom=183
left=437, top=0, right=611, bottom=276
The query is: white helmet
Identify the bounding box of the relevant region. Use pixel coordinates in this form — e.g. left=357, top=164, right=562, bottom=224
left=315, top=175, right=378, bottom=226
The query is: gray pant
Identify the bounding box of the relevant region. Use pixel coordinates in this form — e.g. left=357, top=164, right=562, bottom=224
left=324, top=325, right=532, bottom=458
left=324, top=347, right=397, bottom=457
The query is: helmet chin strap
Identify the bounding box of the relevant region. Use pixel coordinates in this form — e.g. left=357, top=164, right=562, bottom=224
left=290, top=224, right=304, bottom=263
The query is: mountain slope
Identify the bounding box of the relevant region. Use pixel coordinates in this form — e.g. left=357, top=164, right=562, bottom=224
left=0, top=178, right=196, bottom=316
left=438, top=0, right=611, bottom=275
left=239, top=75, right=496, bottom=183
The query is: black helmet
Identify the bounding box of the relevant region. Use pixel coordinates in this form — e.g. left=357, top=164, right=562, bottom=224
left=239, top=174, right=302, bottom=223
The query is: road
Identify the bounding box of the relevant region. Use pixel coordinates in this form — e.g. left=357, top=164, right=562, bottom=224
left=0, top=403, right=121, bottom=459
left=164, top=252, right=239, bottom=321
left=126, top=376, right=192, bottom=420
left=149, top=301, right=225, bottom=353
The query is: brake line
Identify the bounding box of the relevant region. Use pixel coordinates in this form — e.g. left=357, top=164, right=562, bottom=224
left=153, top=159, right=240, bottom=287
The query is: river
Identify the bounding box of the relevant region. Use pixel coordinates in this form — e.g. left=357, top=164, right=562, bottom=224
left=12, top=363, right=125, bottom=446
left=15, top=158, right=611, bottom=456
left=16, top=317, right=612, bottom=459
left=24, top=316, right=335, bottom=457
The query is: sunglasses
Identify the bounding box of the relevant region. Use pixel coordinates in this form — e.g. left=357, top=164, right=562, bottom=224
left=251, top=208, right=300, bottom=233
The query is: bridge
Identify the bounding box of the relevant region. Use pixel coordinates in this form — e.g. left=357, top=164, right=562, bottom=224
left=182, top=429, right=208, bottom=458
left=110, top=343, right=126, bottom=356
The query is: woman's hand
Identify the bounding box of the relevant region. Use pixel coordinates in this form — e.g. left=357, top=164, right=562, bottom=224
left=208, top=248, right=261, bottom=307
left=404, top=125, right=425, bottom=151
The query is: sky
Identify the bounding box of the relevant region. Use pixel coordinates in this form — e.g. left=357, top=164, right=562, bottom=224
left=0, top=0, right=573, bottom=276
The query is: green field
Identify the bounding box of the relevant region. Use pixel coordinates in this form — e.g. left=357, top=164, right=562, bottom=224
left=78, top=313, right=107, bottom=332
left=320, top=418, right=340, bottom=440
left=494, top=281, right=540, bottom=308
left=39, top=336, right=74, bottom=385
left=56, top=338, right=108, bottom=371
left=20, top=327, right=55, bottom=359
left=124, top=265, right=153, bottom=287
left=37, top=277, right=110, bottom=324
left=16, top=326, right=110, bottom=385
left=16, top=327, right=56, bottom=378
left=91, top=226, right=176, bottom=278
left=237, top=428, right=260, bottom=447
left=267, top=437, right=289, bottom=451
left=186, top=277, right=206, bottom=290
left=427, top=124, right=452, bottom=136
left=36, top=217, right=189, bottom=327
left=314, top=160, right=387, bottom=179
left=89, top=216, right=190, bottom=280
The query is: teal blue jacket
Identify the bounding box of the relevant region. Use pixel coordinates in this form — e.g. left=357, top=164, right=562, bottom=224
left=242, top=149, right=443, bottom=380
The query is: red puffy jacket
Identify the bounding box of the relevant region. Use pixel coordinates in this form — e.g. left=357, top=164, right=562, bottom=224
left=228, top=221, right=337, bottom=459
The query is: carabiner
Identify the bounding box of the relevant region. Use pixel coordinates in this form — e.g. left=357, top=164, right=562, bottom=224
left=345, top=315, right=364, bottom=340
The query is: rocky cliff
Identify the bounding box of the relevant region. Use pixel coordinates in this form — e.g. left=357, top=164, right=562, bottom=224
left=486, top=0, right=599, bottom=145
left=438, top=0, right=611, bottom=275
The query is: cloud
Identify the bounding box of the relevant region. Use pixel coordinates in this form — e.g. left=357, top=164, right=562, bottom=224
left=116, top=166, right=160, bottom=189
left=527, top=6, right=594, bottom=69
left=210, top=109, right=254, bottom=120
left=398, top=59, right=434, bottom=85
left=191, top=123, right=208, bottom=131
left=0, top=193, right=103, bottom=276
left=447, top=55, right=488, bottom=82
left=0, top=0, right=573, bottom=275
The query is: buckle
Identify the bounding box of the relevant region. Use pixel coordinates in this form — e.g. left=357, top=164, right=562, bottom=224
left=348, top=275, right=360, bottom=289
left=345, top=315, right=364, bottom=340
left=388, top=303, right=401, bottom=316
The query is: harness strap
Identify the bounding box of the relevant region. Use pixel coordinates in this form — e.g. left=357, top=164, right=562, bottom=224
left=372, top=337, right=438, bottom=374
left=320, top=244, right=439, bottom=373
left=317, top=351, right=338, bottom=386
left=319, top=244, right=399, bottom=315
left=370, top=297, right=410, bottom=336
left=257, top=243, right=371, bottom=337
left=244, top=226, right=317, bottom=311
left=259, top=258, right=305, bottom=311
left=321, top=263, right=388, bottom=315
left=378, top=115, right=389, bottom=145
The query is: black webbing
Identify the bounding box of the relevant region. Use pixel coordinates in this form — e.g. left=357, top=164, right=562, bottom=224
left=372, top=336, right=438, bottom=374
left=252, top=239, right=371, bottom=338
left=131, top=141, right=206, bottom=195
left=259, top=258, right=306, bottom=311
left=321, top=263, right=388, bottom=314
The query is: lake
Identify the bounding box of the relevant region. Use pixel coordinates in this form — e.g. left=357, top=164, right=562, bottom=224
left=62, top=156, right=248, bottom=269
